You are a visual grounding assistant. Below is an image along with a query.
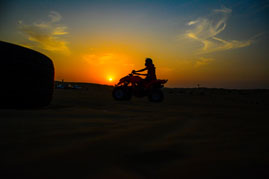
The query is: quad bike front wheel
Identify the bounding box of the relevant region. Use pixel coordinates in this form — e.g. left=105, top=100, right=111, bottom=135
left=148, top=88, right=164, bottom=102
left=112, top=87, right=132, bottom=101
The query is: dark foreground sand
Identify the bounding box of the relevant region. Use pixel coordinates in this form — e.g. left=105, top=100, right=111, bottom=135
left=1, top=84, right=269, bottom=179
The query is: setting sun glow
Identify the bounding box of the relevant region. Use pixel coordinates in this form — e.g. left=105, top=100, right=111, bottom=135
left=1, top=0, right=268, bottom=88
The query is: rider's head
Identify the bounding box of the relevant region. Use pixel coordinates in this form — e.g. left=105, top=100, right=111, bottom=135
left=145, top=58, right=153, bottom=66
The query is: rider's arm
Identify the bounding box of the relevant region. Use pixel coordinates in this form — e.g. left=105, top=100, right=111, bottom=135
left=134, top=67, right=147, bottom=73
left=135, top=73, right=147, bottom=76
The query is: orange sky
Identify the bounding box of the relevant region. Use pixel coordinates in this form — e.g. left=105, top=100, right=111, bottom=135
left=1, top=0, right=268, bottom=88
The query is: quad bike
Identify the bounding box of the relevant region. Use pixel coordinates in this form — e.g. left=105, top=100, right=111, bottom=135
left=112, top=71, right=168, bottom=102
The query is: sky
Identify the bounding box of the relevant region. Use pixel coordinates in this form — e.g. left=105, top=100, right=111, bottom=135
left=0, top=0, right=268, bottom=88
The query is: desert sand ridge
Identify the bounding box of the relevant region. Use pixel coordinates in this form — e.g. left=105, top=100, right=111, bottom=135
left=1, top=83, right=268, bottom=178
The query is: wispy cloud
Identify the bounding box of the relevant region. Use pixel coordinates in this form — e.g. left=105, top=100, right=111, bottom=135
left=194, top=57, right=214, bottom=68
left=18, top=11, right=69, bottom=54
left=185, top=7, right=251, bottom=54
left=83, top=53, right=134, bottom=68
left=83, top=53, right=115, bottom=66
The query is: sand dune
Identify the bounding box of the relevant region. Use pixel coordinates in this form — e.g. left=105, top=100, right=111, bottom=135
left=1, top=83, right=268, bottom=178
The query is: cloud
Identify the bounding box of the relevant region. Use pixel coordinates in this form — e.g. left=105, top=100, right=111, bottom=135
left=187, top=20, right=198, bottom=26
left=83, top=53, right=117, bottom=65
left=18, top=11, right=69, bottom=54
left=185, top=7, right=251, bottom=54
left=194, top=57, right=214, bottom=68
left=83, top=53, right=134, bottom=68
left=49, top=11, right=62, bottom=23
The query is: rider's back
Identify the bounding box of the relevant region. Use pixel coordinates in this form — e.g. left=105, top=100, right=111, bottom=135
left=146, top=63, right=156, bottom=81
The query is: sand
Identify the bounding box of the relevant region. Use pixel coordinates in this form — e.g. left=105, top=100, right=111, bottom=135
left=1, top=84, right=269, bottom=179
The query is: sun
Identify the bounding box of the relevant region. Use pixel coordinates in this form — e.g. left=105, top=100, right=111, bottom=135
left=108, top=76, right=113, bottom=82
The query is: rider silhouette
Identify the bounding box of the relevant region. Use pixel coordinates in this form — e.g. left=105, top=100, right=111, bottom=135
left=133, top=58, right=157, bottom=81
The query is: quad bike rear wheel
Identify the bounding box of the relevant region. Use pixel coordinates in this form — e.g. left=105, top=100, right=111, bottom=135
left=148, top=88, right=164, bottom=102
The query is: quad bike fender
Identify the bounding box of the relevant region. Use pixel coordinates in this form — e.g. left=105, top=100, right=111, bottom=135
left=116, top=75, right=143, bottom=86
left=145, top=79, right=168, bottom=89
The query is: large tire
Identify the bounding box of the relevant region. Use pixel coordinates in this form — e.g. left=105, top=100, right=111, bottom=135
left=148, top=88, right=164, bottom=102
left=112, top=87, right=132, bottom=101
left=0, top=41, right=54, bottom=108
left=124, top=87, right=132, bottom=100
